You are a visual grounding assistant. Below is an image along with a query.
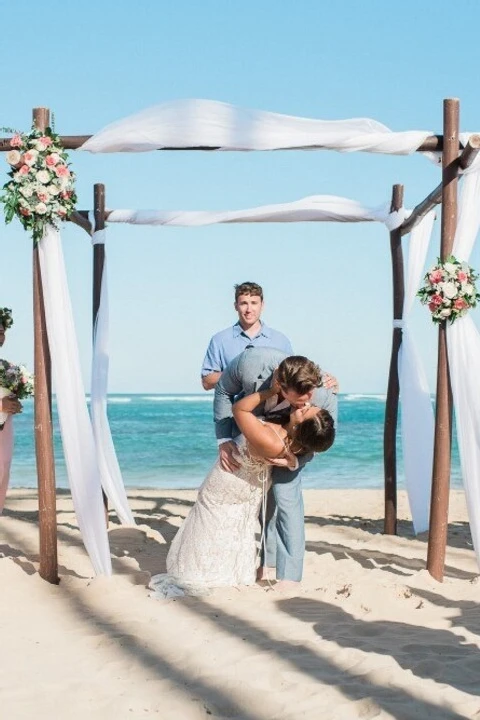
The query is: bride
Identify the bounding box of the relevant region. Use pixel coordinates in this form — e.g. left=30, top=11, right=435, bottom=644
left=149, top=381, right=335, bottom=598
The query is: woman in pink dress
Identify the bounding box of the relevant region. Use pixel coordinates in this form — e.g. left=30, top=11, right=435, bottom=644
left=0, top=311, right=23, bottom=514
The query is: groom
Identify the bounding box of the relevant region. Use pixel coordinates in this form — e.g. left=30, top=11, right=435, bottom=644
left=214, top=346, right=338, bottom=590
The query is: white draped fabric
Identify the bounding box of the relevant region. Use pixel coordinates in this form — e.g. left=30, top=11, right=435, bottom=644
left=38, top=226, right=112, bottom=576
left=90, top=229, right=135, bottom=526
left=447, top=164, right=480, bottom=567
left=398, top=212, right=435, bottom=533
left=80, top=99, right=433, bottom=155
left=107, top=195, right=408, bottom=228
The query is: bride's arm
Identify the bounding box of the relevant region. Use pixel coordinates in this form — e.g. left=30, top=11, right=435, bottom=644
left=233, top=388, right=285, bottom=459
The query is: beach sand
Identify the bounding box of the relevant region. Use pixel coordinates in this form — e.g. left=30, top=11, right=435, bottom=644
left=1, top=488, right=480, bottom=720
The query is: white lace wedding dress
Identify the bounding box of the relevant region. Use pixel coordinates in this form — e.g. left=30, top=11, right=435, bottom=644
left=149, top=435, right=272, bottom=599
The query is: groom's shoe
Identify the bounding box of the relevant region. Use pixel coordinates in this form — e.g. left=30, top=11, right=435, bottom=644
left=256, top=566, right=276, bottom=582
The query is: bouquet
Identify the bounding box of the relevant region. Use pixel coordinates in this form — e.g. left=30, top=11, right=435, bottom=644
left=0, top=359, right=34, bottom=429
left=418, top=256, right=480, bottom=324
left=0, top=307, right=13, bottom=329
left=0, top=125, right=77, bottom=244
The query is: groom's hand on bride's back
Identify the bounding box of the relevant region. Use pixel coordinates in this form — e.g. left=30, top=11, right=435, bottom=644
left=219, top=441, right=242, bottom=472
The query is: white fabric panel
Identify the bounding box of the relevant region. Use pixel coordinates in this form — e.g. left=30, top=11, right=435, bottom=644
left=398, top=211, right=435, bottom=533
left=447, top=168, right=480, bottom=567
left=38, top=226, right=112, bottom=576
left=107, top=195, right=403, bottom=228
left=91, top=230, right=135, bottom=526
left=80, top=99, right=433, bottom=155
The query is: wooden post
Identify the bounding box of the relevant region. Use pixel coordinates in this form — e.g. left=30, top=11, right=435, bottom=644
left=427, top=98, right=460, bottom=581
left=384, top=184, right=405, bottom=535
left=32, top=107, right=58, bottom=584
left=92, top=184, right=109, bottom=526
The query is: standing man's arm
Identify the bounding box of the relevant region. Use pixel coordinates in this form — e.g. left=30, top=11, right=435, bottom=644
left=202, top=372, right=221, bottom=391
left=201, top=335, right=224, bottom=391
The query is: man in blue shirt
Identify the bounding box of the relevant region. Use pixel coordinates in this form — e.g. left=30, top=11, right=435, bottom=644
left=201, top=282, right=293, bottom=390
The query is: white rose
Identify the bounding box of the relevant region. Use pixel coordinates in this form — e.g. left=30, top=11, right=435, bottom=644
left=34, top=202, right=48, bottom=215
left=463, top=283, right=474, bottom=295
left=444, top=262, right=457, bottom=275
left=439, top=308, right=452, bottom=318
left=36, top=170, right=50, bottom=184
left=6, top=150, right=21, bottom=166
left=47, top=184, right=60, bottom=196
left=33, top=140, right=45, bottom=151
left=442, top=281, right=457, bottom=299
left=20, top=185, right=34, bottom=198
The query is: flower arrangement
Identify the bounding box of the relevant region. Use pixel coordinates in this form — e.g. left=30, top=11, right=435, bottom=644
left=1, top=125, right=77, bottom=244
left=0, top=359, right=34, bottom=399
left=0, top=307, right=13, bottom=330
left=418, top=255, right=480, bottom=324
left=0, top=359, right=34, bottom=429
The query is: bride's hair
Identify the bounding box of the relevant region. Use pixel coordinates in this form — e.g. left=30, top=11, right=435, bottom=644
left=291, top=408, right=335, bottom=454
left=277, top=356, right=322, bottom=395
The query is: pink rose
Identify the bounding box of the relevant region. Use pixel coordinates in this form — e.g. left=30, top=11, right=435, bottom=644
left=454, top=298, right=468, bottom=310
left=18, top=164, right=30, bottom=175
left=54, top=164, right=70, bottom=178
left=60, top=190, right=72, bottom=199
left=57, top=208, right=67, bottom=217
left=428, top=302, right=438, bottom=313
left=19, top=207, right=31, bottom=217
left=457, top=271, right=468, bottom=282
left=38, top=136, right=53, bottom=147
left=431, top=294, right=443, bottom=306
left=10, top=135, right=23, bottom=148
left=45, top=153, right=60, bottom=167
left=23, top=149, right=39, bottom=166
left=37, top=191, right=49, bottom=202
left=429, top=269, right=444, bottom=284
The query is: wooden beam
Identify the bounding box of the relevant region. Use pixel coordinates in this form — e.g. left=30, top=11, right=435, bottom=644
left=400, top=134, right=480, bottom=236
left=384, top=184, right=404, bottom=536
left=0, top=133, right=454, bottom=153
left=427, top=98, right=459, bottom=582
left=32, top=107, right=58, bottom=585
left=91, top=184, right=109, bottom=526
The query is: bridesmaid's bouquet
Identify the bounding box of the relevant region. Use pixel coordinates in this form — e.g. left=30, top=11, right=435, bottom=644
left=0, top=359, right=34, bottom=429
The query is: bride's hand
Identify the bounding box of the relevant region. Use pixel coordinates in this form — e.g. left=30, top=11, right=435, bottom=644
left=266, top=449, right=297, bottom=470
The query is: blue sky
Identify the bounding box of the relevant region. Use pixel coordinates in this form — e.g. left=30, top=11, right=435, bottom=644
left=2, top=0, right=480, bottom=392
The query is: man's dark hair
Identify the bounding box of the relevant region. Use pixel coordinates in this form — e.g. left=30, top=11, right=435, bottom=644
left=234, top=282, right=263, bottom=302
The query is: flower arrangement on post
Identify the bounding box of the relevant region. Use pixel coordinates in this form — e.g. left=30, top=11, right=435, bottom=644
left=0, top=359, right=34, bottom=429
left=0, top=308, right=13, bottom=330
left=418, top=255, right=480, bottom=324
left=0, top=126, right=77, bottom=244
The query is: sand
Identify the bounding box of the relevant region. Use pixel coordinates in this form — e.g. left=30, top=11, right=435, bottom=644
left=1, top=487, right=480, bottom=720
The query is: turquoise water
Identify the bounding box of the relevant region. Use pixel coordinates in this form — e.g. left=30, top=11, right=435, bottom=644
left=10, top=393, right=462, bottom=490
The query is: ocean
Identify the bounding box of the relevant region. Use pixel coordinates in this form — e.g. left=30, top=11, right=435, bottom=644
left=10, top=393, right=462, bottom=491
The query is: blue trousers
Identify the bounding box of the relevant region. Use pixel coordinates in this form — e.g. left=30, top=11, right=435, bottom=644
left=261, top=464, right=305, bottom=582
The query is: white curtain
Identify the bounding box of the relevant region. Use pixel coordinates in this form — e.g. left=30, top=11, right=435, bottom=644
left=90, top=229, right=134, bottom=526
left=447, top=162, right=480, bottom=567
left=107, top=195, right=408, bottom=228
left=80, top=99, right=433, bottom=155
left=398, top=212, right=435, bottom=533
left=38, top=226, right=112, bottom=576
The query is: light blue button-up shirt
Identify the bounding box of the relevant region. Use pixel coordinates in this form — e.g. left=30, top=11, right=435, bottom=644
left=201, top=322, right=293, bottom=377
